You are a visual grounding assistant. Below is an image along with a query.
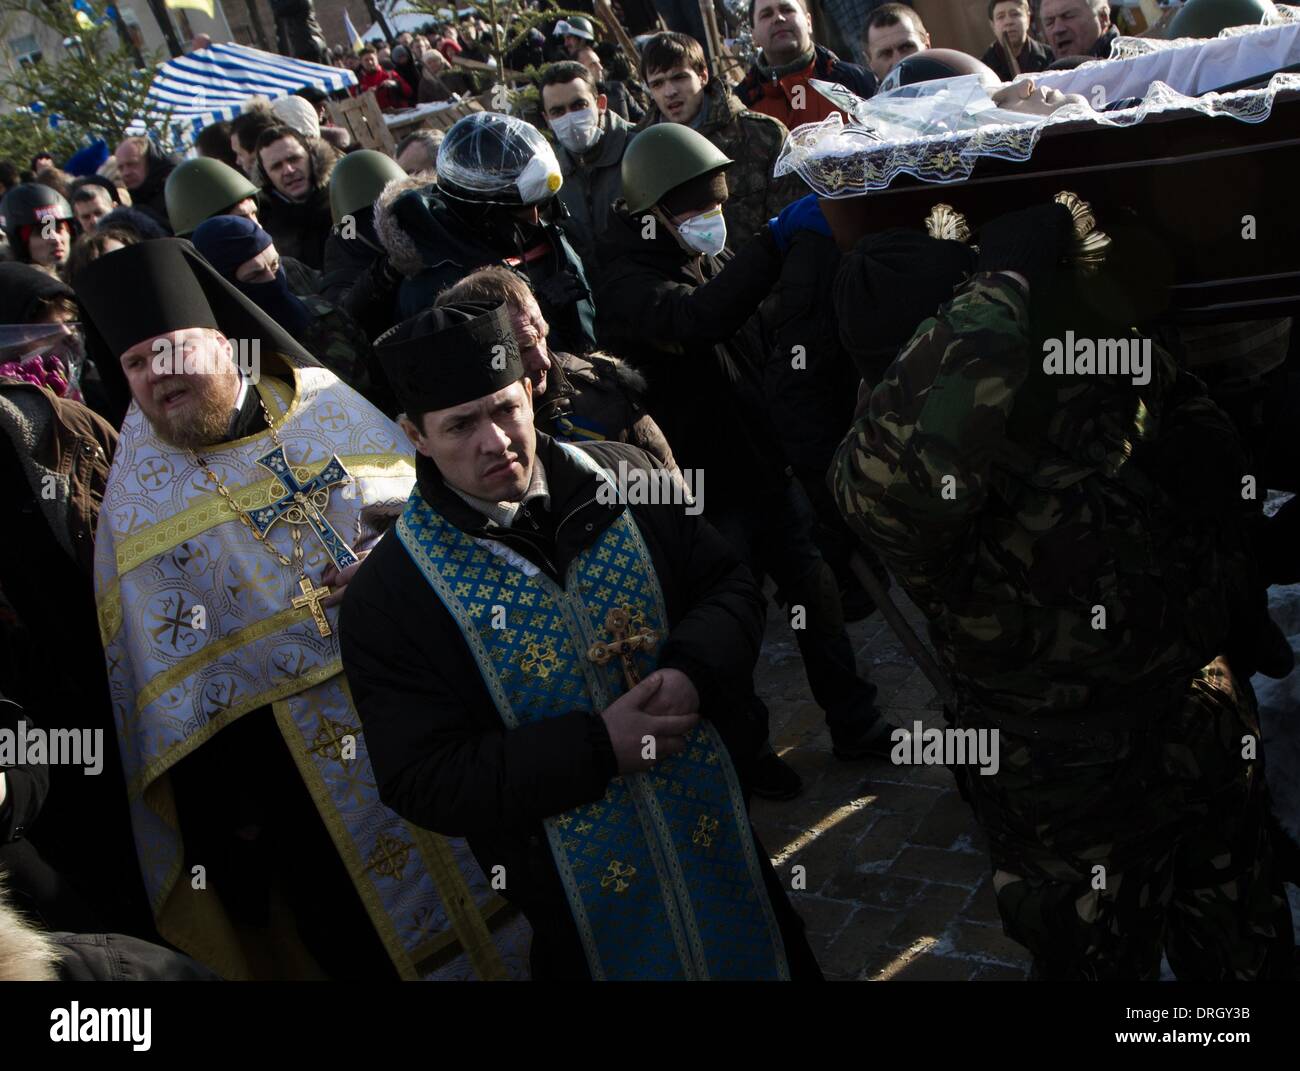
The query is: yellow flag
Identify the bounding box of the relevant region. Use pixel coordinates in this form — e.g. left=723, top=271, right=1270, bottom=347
left=165, top=0, right=216, bottom=20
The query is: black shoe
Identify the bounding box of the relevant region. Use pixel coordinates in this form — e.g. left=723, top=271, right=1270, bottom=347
left=750, top=752, right=803, bottom=801
left=832, top=716, right=905, bottom=761
left=838, top=582, right=877, bottom=623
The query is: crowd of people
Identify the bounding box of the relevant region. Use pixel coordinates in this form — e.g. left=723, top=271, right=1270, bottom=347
left=0, top=0, right=1297, bottom=983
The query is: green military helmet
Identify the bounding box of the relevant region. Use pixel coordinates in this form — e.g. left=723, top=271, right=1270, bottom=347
left=1164, top=0, right=1277, bottom=38
left=556, top=16, right=596, bottom=40
left=165, top=158, right=259, bottom=237
left=621, top=124, right=733, bottom=215
left=329, top=149, right=407, bottom=226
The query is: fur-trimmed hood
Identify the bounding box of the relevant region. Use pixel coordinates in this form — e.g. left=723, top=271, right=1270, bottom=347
left=558, top=350, right=648, bottom=396
left=0, top=879, right=60, bottom=981
left=535, top=349, right=650, bottom=426
left=250, top=132, right=339, bottom=198
left=372, top=173, right=437, bottom=278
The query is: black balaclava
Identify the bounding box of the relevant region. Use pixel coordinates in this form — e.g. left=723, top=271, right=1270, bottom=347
left=834, top=228, right=977, bottom=383
left=191, top=215, right=312, bottom=335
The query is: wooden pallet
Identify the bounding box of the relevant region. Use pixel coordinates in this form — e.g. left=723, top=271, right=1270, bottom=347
left=325, top=92, right=397, bottom=155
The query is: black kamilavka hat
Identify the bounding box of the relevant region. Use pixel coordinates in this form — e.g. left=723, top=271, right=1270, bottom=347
left=374, top=301, right=524, bottom=416
left=73, top=237, right=311, bottom=361
left=71, top=238, right=319, bottom=425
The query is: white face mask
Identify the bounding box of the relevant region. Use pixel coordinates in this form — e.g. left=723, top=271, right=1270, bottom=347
left=516, top=147, right=563, bottom=204
left=675, top=205, right=727, bottom=257
left=550, top=107, right=602, bottom=155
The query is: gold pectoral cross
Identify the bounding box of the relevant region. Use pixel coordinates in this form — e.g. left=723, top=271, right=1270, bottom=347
left=292, top=576, right=333, bottom=637
left=587, top=607, right=659, bottom=689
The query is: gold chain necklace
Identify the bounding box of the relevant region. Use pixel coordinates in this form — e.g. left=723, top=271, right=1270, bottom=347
left=188, top=393, right=336, bottom=637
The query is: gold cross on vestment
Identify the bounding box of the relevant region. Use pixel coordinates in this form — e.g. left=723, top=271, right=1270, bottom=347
left=292, top=576, right=333, bottom=637
left=587, top=607, right=658, bottom=689
left=600, top=859, right=636, bottom=894
left=693, top=814, right=720, bottom=849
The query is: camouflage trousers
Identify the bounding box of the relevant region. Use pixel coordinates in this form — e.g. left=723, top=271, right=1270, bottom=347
left=959, top=657, right=1294, bottom=980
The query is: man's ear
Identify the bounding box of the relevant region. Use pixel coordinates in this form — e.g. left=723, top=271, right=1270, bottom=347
left=699, top=67, right=709, bottom=87
left=398, top=413, right=426, bottom=454
left=596, top=93, right=608, bottom=115
left=1098, top=7, right=1111, bottom=31
left=522, top=375, right=534, bottom=412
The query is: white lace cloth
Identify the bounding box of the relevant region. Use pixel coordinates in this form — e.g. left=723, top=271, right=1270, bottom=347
left=776, top=8, right=1300, bottom=198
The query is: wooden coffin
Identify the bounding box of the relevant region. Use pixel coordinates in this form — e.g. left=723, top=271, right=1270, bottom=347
left=818, top=89, right=1300, bottom=324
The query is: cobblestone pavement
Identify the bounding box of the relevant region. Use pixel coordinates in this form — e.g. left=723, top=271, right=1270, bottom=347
left=748, top=589, right=1032, bottom=981
left=749, top=589, right=1300, bottom=981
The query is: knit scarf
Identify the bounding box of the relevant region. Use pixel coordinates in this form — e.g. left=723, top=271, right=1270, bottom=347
left=757, top=47, right=815, bottom=81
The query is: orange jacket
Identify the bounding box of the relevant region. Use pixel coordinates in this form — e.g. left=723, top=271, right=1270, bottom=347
left=734, top=45, right=877, bottom=130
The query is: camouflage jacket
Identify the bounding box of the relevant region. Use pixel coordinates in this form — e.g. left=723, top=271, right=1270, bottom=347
left=832, top=273, right=1255, bottom=725
left=637, top=80, right=804, bottom=247
left=298, top=294, right=375, bottom=403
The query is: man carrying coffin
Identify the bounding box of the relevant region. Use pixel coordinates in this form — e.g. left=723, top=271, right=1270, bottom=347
left=76, top=240, right=529, bottom=980
left=340, top=302, right=820, bottom=979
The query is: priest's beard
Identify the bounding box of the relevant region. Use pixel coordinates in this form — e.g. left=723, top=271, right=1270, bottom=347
left=142, top=367, right=242, bottom=450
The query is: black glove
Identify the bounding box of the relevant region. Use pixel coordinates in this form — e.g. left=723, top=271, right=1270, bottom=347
left=977, top=202, right=1073, bottom=293
left=534, top=269, right=589, bottom=310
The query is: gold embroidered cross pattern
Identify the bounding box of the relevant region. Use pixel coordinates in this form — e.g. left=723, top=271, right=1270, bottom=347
left=518, top=637, right=560, bottom=679
left=366, top=833, right=412, bottom=881
left=693, top=814, right=720, bottom=849
left=600, top=860, right=636, bottom=894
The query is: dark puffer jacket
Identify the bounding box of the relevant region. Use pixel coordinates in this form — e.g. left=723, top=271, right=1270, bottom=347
left=374, top=177, right=596, bottom=355
left=593, top=204, right=790, bottom=516
left=320, top=203, right=402, bottom=341
left=534, top=350, right=678, bottom=474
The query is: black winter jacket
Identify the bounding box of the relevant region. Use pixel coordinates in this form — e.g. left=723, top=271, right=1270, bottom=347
left=593, top=205, right=791, bottom=515
left=758, top=231, right=860, bottom=475
left=319, top=205, right=401, bottom=340
left=534, top=351, right=677, bottom=474
left=124, top=146, right=176, bottom=232
left=0, top=702, right=45, bottom=845
left=258, top=184, right=333, bottom=270
left=375, top=181, right=597, bottom=355
left=269, top=0, right=328, bottom=62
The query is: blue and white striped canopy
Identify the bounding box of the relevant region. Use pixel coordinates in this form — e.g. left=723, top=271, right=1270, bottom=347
left=136, top=42, right=358, bottom=148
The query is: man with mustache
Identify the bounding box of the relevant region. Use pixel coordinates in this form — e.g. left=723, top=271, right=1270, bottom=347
left=73, top=239, right=530, bottom=980
left=0, top=184, right=74, bottom=277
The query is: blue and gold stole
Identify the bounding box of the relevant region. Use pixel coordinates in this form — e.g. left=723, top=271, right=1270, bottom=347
left=397, top=445, right=789, bottom=980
